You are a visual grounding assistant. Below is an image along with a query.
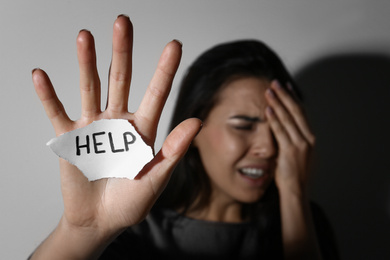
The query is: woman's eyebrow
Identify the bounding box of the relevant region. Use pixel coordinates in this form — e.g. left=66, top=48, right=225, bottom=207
left=228, top=115, right=262, bottom=122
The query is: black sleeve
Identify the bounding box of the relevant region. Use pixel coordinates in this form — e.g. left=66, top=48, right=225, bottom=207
left=311, top=202, right=340, bottom=260
left=98, top=229, right=135, bottom=260
left=98, top=226, right=151, bottom=260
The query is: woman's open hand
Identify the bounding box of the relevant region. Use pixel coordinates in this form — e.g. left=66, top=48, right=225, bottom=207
left=31, top=15, right=201, bottom=252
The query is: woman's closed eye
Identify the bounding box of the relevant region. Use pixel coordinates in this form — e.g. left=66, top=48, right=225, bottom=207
left=228, top=115, right=262, bottom=131
left=232, top=123, right=254, bottom=130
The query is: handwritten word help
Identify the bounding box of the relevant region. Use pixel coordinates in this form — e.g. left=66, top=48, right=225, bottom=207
left=76, top=131, right=136, bottom=156
left=47, top=119, right=154, bottom=181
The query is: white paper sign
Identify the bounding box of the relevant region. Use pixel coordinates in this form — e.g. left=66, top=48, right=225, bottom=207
left=47, top=119, right=154, bottom=181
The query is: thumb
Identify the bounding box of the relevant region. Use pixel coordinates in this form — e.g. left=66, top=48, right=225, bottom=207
left=140, top=118, right=202, bottom=195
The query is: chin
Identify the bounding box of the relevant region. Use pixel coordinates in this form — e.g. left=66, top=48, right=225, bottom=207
left=237, top=190, right=266, bottom=204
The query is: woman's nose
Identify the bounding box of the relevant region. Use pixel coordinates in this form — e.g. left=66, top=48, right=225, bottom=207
left=250, top=125, right=276, bottom=159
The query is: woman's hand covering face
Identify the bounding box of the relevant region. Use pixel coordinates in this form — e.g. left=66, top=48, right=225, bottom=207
left=265, top=80, right=316, bottom=194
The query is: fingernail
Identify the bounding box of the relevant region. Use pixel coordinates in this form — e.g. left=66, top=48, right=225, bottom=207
left=274, top=79, right=283, bottom=90
left=196, top=121, right=203, bottom=136
left=287, top=82, right=293, bottom=91
left=117, top=14, right=130, bottom=19
left=173, top=39, right=183, bottom=47
left=79, top=29, right=91, bottom=36
left=266, top=106, right=274, bottom=115
left=266, top=88, right=275, bottom=98
left=31, top=68, right=39, bottom=74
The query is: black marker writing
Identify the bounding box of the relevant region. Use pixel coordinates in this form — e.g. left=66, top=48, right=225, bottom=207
left=92, top=131, right=106, bottom=154
left=123, top=132, right=136, bottom=151
left=76, top=135, right=90, bottom=156
left=76, top=131, right=137, bottom=156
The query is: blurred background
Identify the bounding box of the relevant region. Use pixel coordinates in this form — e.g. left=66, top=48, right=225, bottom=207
left=0, top=1, right=389, bottom=259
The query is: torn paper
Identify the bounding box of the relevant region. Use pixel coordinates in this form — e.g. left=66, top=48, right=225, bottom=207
left=47, top=119, right=154, bottom=181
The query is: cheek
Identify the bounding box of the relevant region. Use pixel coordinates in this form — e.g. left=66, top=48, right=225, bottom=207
left=196, top=126, right=247, bottom=172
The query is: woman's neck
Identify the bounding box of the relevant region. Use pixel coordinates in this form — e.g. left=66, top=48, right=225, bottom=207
left=185, top=195, right=244, bottom=223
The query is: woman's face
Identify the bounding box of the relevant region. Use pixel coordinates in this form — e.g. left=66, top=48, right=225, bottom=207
left=194, top=77, right=277, bottom=204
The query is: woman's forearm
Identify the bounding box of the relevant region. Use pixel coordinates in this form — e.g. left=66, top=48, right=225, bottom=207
left=279, top=187, right=322, bottom=260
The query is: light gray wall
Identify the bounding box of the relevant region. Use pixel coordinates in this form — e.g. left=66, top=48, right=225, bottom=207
left=0, top=1, right=389, bottom=259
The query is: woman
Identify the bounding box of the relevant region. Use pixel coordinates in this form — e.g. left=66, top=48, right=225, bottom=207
left=30, top=15, right=338, bottom=259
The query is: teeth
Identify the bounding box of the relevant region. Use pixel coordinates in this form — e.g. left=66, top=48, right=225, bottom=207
left=240, top=168, right=264, bottom=179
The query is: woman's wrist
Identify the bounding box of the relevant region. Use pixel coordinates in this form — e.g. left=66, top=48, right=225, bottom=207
left=276, top=177, right=309, bottom=201
left=60, top=215, right=125, bottom=258
left=30, top=215, right=123, bottom=260
left=277, top=180, right=322, bottom=259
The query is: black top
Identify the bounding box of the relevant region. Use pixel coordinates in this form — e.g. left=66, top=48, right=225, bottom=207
left=99, top=204, right=339, bottom=260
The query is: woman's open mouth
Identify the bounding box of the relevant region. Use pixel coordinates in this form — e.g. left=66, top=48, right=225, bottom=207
left=239, top=168, right=264, bottom=179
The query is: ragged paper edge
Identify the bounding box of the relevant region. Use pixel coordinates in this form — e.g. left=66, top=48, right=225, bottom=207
left=46, top=119, right=154, bottom=181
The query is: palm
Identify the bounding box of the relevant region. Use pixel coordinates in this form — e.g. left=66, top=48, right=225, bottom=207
left=61, top=168, right=157, bottom=230
left=33, top=16, right=201, bottom=233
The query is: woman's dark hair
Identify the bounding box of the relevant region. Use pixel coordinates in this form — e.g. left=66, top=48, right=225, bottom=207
left=156, top=40, right=298, bottom=219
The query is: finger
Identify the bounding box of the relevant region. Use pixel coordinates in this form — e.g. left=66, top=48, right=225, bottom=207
left=270, top=81, right=315, bottom=145
left=77, top=29, right=101, bottom=119
left=139, top=118, right=202, bottom=194
left=107, top=15, right=133, bottom=113
left=32, top=69, right=72, bottom=135
left=286, top=82, right=301, bottom=102
left=136, top=40, right=182, bottom=141
left=266, top=87, right=303, bottom=145
left=265, top=106, right=291, bottom=149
